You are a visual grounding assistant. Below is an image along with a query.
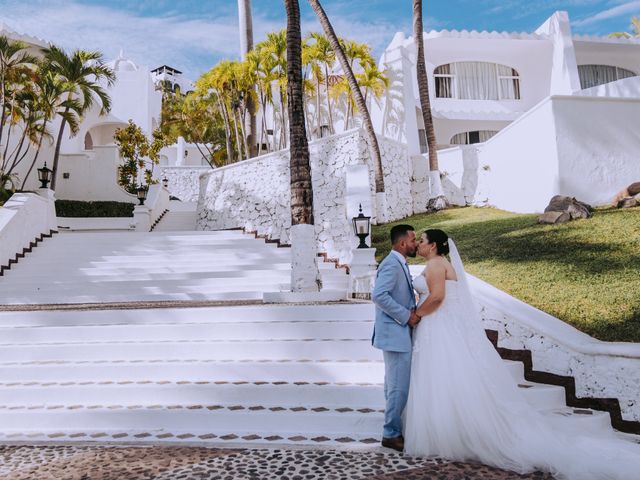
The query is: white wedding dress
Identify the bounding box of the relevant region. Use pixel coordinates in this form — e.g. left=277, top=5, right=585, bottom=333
left=404, top=240, right=640, bottom=479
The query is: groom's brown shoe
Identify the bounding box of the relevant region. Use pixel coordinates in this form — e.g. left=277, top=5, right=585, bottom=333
left=381, top=436, right=404, bottom=452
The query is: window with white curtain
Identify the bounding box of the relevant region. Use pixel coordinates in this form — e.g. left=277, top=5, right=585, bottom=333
left=450, top=130, right=498, bottom=145
left=578, top=65, right=637, bottom=90
left=434, top=62, right=521, bottom=100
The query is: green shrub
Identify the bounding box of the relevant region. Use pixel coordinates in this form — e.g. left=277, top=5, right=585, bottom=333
left=55, top=200, right=135, bottom=217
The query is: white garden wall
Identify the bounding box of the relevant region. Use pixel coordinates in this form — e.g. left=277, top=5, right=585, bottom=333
left=472, top=274, right=640, bottom=423
left=0, top=192, right=56, bottom=269
left=197, top=129, right=412, bottom=264
left=54, top=146, right=137, bottom=203
left=443, top=95, right=640, bottom=212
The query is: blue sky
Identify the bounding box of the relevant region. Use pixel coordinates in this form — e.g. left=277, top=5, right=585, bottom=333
left=1, top=0, right=638, bottom=80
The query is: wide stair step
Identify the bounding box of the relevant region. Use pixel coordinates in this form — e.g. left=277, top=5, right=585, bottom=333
left=0, top=303, right=623, bottom=446
left=0, top=230, right=348, bottom=305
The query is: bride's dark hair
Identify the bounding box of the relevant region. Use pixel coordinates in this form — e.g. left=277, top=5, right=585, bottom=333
left=425, top=229, right=450, bottom=256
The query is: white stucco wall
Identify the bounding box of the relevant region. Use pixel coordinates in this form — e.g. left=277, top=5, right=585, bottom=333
left=553, top=96, right=640, bottom=206
left=0, top=192, right=57, bottom=269
left=54, top=146, right=136, bottom=203
left=197, top=129, right=411, bottom=264
left=475, top=98, right=560, bottom=212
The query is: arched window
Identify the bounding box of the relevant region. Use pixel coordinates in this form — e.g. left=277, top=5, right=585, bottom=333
left=450, top=130, right=498, bottom=145
left=84, top=132, right=94, bottom=150
left=434, top=62, right=521, bottom=100
left=578, top=65, right=636, bottom=89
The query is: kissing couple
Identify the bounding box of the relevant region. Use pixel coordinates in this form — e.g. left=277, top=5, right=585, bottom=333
left=372, top=224, right=640, bottom=479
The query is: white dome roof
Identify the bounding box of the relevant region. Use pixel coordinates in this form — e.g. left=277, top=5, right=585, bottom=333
left=108, top=49, right=138, bottom=72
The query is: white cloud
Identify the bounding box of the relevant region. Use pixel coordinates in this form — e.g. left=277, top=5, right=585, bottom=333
left=0, top=0, right=430, bottom=80
left=573, top=1, right=640, bottom=27
left=0, top=0, right=281, bottom=79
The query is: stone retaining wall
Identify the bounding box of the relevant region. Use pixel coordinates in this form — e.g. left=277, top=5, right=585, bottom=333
left=196, top=129, right=412, bottom=264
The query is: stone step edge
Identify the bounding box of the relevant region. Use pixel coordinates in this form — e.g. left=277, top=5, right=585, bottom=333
left=0, top=403, right=384, bottom=415
left=237, top=228, right=351, bottom=274
left=0, top=230, right=58, bottom=277
left=0, top=338, right=372, bottom=348
left=0, top=299, right=367, bottom=313
left=0, top=380, right=384, bottom=388
left=485, top=329, right=640, bottom=435
left=0, top=358, right=383, bottom=367
left=0, top=430, right=381, bottom=445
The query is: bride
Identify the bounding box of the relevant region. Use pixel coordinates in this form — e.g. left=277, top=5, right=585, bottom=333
left=404, top=229, right=640, bottom=479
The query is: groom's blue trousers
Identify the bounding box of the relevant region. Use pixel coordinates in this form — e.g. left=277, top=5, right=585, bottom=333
left=382, top=350, right=412, bottom=438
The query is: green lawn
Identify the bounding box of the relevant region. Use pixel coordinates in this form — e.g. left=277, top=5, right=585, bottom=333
left=372, top=207, right=640, bottom=343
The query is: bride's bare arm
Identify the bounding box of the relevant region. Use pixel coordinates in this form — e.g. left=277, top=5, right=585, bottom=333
left=415, top=261, right=446, bottom=317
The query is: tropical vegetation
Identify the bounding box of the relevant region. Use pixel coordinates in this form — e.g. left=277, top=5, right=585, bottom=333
left=163, top=28, right=389, bottom=167
left=0, top=35, right=115, bottom=196
left=114, top=120, right=166, bottom=194
left=373, top=206, right=640, bottom=343
left=610, top=16, right=640, bottom=38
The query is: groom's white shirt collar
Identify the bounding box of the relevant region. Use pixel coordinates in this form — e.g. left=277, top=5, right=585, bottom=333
left=390, top=249, right=407, bottom=265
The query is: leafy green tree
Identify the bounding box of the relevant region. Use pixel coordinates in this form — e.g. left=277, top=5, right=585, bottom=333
left=114, top=120, right=166, bottom=194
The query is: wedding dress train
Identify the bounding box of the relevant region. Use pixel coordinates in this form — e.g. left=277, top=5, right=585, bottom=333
left=404, top=241, right=640, bottom=479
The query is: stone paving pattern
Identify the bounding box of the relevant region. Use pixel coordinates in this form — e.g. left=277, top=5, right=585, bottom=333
left=0, top=445, right=554, bottom=479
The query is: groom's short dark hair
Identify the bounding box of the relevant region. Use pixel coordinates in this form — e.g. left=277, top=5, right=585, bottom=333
left=390, top=224, right=414, bottom=245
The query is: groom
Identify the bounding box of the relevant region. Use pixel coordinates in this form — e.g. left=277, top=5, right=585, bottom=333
left=371, top=224, right=419, bottom=452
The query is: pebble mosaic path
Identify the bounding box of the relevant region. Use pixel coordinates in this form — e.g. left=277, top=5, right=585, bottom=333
left=0, top=445, right=554, bottom=479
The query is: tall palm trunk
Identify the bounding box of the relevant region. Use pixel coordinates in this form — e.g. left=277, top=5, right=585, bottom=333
left=50, top=109, right=69, bottom=191
left=215, top=95, right=234, bottom=164
left=238, top=0, right=257, bottom=157
left=413, top=0, right=447, bottom=211
left=285, top=0, right=320, bottom=292
left=231, top=108, right=243, bottom=161
left=237, top=107, right=250, bottom=159
left=20, top=121, right=48, bottom=189
left=323, top=65, right=334, bottom=134
left=307, top=0, right=385, bottom=196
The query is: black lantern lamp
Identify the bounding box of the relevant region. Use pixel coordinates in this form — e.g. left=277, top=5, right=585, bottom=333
left=37, top=162, right=52, bottom=189
left=352, top=204, right=371, bottom=249
left=136, top=185, right=148, bottom=206
left=162, top=177, right=169, bottom=188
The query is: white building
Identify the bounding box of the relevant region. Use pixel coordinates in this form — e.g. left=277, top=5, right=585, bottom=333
left=371, top=11, right=640, bottom=211
left=0, top=24, right=209, bottom=202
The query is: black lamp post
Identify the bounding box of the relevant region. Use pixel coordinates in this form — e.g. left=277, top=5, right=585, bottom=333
left=352, top=204, right=371, bottom=249
left=162, top=177, right=169, bottom=188
left=37, top=162, right=52, bottom=189
left=136, top=185, right=148, bottom=206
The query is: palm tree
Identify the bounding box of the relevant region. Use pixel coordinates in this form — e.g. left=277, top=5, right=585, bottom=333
left=307, top=0, right=386, bottom=197
left=413, top=0, right=447, bottom=211
left=0, top=36, right=37, bottom=172
left=285, top=0, right=320, bottom=292
left=42, top=45, right=115, bottom=190
left=307, top=32, right=335, bottom=135
left=237, top=0, right=257, bottom=157
left=610, top=16, right=640, bottom=38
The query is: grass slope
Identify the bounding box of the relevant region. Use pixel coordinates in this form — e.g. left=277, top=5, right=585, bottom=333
left=372, top=207, right=640, bottom=343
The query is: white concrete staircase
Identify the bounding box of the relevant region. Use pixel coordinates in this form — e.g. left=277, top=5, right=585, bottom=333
left=0, top=230, right=348, bottom=305
left=0, top=303, right=619, bottom=446
left=153, top=201, right=198, bottom=231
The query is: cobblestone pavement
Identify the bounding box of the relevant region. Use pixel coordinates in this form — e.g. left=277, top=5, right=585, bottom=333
left=0, top=445, right=554, bottom=479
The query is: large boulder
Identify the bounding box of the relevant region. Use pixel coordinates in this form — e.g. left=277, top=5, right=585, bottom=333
left=538, top=211, right=571, bottom=224
left=612, top=182, right=640, bottom=207
left=617, top=193, right=640, bottom=209
left=544, top=195, right=592, bottom=220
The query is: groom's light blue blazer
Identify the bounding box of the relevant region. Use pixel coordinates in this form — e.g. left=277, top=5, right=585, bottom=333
left=371, top=252, right=416, bottom=353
